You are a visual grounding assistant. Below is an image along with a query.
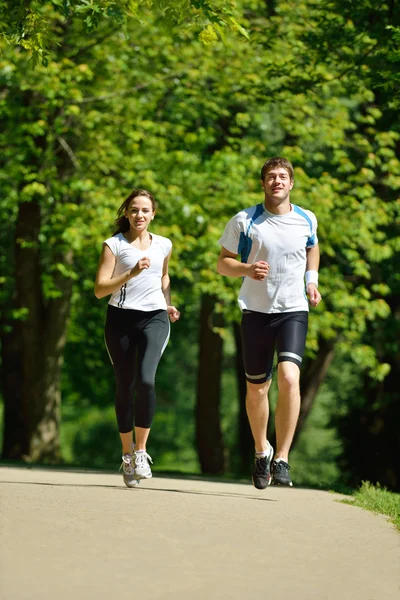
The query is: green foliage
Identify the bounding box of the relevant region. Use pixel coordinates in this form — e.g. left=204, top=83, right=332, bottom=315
left=1, top=0, right=399, bottom=484
left=0, top=0, right=248, bottom=65
left=294, top=1, right=400, bottom=107
left=341, top=481, right=400, bottom=531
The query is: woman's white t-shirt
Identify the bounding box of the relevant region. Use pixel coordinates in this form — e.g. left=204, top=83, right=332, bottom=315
left=104, top=232, right=172, bottom=311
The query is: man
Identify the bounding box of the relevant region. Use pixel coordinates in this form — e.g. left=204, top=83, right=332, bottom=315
left=217, top=157, right=321, bottom=488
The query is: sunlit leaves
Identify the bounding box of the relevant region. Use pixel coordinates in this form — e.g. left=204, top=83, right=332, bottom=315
left=1, top=0, right=398, bottom=385
left=0, top=0, right=249, bottom=64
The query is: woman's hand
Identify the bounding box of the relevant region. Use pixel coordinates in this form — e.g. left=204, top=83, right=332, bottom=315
left=130, top=257, right=150, bottom=277
left=167, top=306, right=180, bottom=323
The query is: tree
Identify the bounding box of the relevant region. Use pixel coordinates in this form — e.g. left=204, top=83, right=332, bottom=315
left=196, top=295, right=225, bottom=474
left=1, top=0, right=398, bottom=482
left=0, top=0, right=248, bottom=65
left=0, top=9, right=180, bottom=460
left=299, top=0, right=400, bottom=490
left=0, top=3, right=248, bottom=463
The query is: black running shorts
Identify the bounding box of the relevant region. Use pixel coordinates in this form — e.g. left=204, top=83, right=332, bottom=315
left=240, top=310, right=308, bottom=384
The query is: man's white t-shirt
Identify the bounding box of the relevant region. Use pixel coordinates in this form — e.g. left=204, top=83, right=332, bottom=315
left=218, top=203, right=318, bottom=314
left=104, top=232, right=172, bottom=311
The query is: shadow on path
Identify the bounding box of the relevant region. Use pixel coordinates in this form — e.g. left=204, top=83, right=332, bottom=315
left=1, top=479, right=276, bottom=501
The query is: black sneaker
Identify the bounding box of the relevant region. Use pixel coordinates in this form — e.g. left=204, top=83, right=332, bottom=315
left=271, top=460, right=293, bottom=486
left=252, top=445, right=274, bottom=490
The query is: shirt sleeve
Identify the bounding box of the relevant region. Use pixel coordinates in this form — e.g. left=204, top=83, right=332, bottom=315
left=104, top=236, right=119, bottom=256
left=164, top=238, right=173, bottom=257
left=306, top=211, right=318, bottom=248
left=218, top=214, right=242, bottom=254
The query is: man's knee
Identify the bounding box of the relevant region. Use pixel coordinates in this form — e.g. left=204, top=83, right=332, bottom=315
left=277, top=361, right=300, bottom=391
left=246, top=380, right=272, bottom=402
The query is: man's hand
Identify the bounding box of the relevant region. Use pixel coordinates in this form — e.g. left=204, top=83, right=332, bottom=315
left=307, top=283, right=321, bottom=307
left=167, top=306, right=180, bottom=322
left=248, top=261, right=270, bottom=281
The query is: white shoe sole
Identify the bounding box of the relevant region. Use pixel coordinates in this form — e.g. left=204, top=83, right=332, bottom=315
left=135, top=471, right=152, bottom=480
left=123, top=478, right=140, bottom=488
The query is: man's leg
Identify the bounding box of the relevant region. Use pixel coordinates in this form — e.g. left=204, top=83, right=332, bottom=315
left=246, top=380, right=274, bottom=489
left=240, top=310, right=275, bottom=489
left=246, top=380, right=272, bottom=454
left=275, top=361, right=301, bottom=461
left=272, top=311, right=308, bottom=486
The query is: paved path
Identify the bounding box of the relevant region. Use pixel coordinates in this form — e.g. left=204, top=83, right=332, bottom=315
left=0, top=466, right=399, bottom=600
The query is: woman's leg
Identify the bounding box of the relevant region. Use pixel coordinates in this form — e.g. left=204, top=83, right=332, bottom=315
left=104, top=307, right=137, bottom=454
left=134, top=311, right=170, bottom=450
left=120, top=432, right=134, bottom=455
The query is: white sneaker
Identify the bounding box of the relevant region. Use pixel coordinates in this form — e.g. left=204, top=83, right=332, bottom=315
left=134, top=450, right=153, bottom=479
left=120, top=454, right=140, bottom=488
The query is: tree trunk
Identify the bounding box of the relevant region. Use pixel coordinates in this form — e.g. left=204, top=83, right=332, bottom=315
left=195, top=294, right=225, bottom=474
left=233, top=321, right=253, bottom=472
left=291, top=340, right=336, bottom=447
left=353, top=368, right=400, bottom=491
left=1, top=317, right=23, bottom=457
left=1, top=199, right=73, bottom=462
left=338, top=297, right=400, bottom=492
left=265, top=0, right=277, bottom=18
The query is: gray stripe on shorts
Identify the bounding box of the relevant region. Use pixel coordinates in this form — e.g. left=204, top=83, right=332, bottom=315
left=246, top=372, right=267, bottom=380
left=279, top=351, right=302, bottom=363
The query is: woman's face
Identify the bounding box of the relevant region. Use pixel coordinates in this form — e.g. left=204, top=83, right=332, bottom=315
left=125, top=196, right=155, bottom=232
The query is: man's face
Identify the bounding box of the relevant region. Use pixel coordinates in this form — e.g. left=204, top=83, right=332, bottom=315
left=261, top=167, right=293, bottom=203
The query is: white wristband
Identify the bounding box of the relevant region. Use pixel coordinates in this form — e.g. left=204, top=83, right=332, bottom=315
left=306, top=270, right=318, bottom=287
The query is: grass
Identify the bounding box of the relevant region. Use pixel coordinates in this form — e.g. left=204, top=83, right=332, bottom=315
left=341, top=481, right=400, bottom=531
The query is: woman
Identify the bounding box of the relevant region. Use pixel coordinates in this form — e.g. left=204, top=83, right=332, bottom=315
left=94, top=189, right=180, bottom=487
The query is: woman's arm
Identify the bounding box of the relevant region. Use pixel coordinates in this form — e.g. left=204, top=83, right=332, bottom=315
left=94, top=244, right=149, bottom=299
left=162, top=250, right=180, bottom=322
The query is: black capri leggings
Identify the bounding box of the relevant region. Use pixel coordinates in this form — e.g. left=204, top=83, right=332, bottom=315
left=104, top=305, right=170, bottom=432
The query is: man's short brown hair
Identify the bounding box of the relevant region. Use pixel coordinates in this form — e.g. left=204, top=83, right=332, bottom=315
left=260, top=157, right=294, bottom=182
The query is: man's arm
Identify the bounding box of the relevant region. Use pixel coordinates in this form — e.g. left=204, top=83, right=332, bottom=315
left=305, top=244, right=321, bottom=307
left=217, top=247, right=269, bottom=280
left=306, top=244, right=320, bottom=272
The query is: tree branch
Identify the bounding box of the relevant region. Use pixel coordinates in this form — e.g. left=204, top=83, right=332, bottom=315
left=56, top=136, right=80, bottom=169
